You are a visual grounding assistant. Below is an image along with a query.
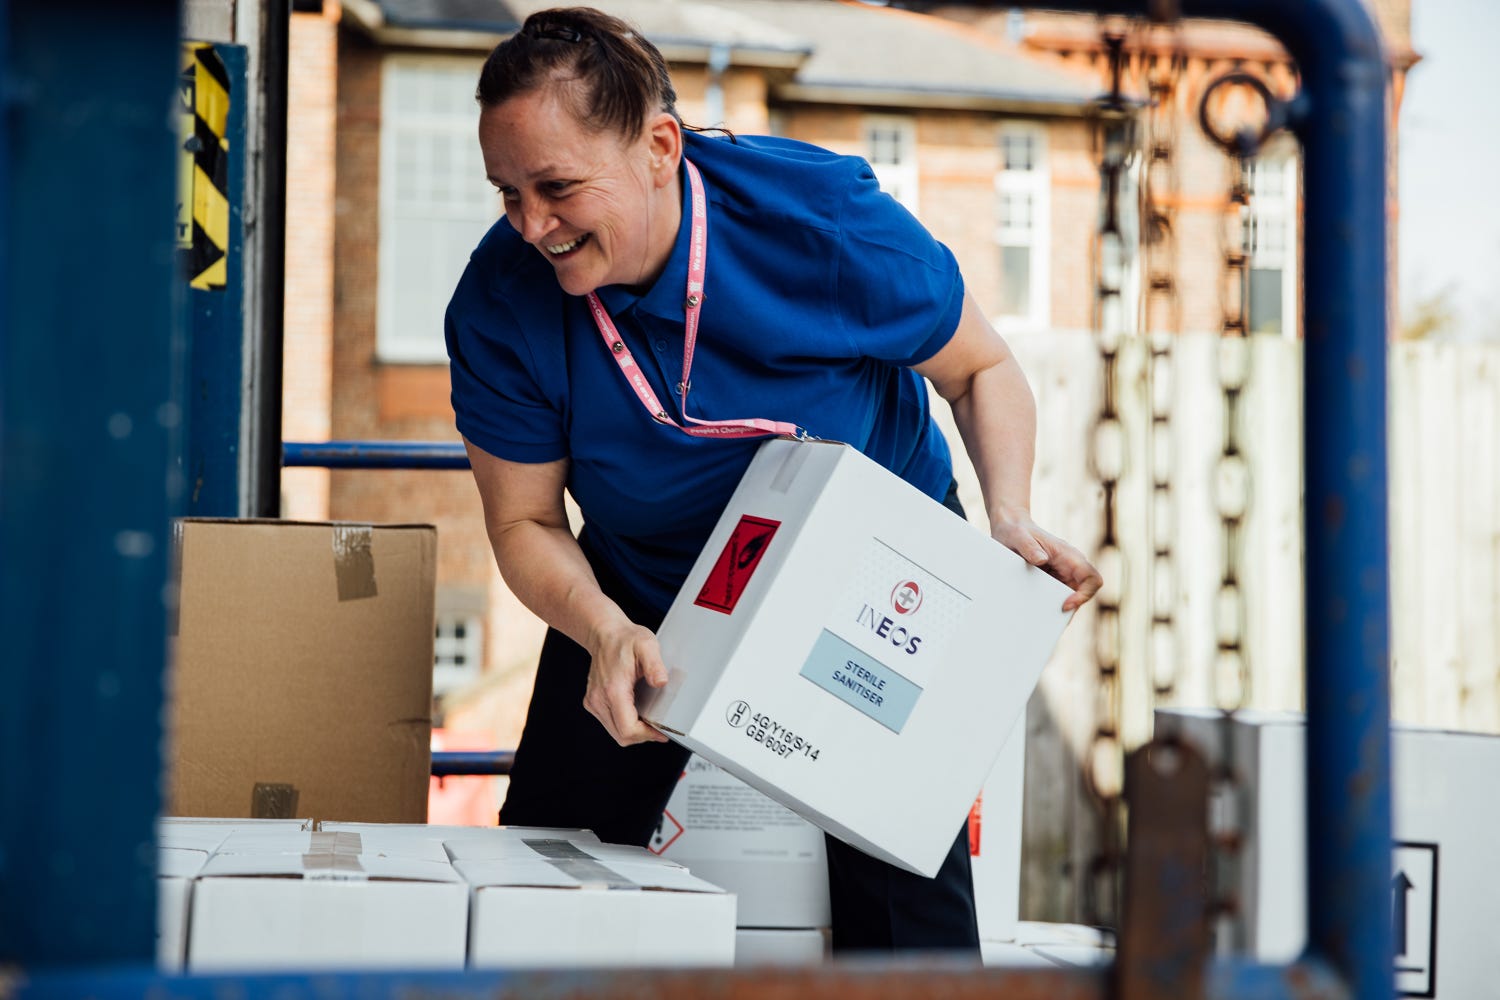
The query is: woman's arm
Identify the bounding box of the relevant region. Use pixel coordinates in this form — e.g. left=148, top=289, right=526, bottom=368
left=915, top=291, right=1102, bottom=612
left=464, top=438, right=670, bottom=745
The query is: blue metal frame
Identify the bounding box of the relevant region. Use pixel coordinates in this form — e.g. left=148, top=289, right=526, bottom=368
left=431, top=750, right=515, bottom=777
left=2, top=0, right=1391, bottom=994
left=1, top=0, right=183, bottom=966
left=283, top=439, right=470, bottom=469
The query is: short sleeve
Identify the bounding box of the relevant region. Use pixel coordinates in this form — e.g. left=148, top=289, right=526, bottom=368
left=834, top=161, right=965, bottom=367
left=445, top=259, right=568, bottom=464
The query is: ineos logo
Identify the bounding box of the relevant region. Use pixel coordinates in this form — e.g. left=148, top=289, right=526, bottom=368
left=891, top=580, right=922, bottom=615
left=725, top=700, right=751, bottom=727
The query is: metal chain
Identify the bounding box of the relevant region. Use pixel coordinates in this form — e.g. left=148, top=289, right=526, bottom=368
left=1084, top=30, right=1133, bottom=930
left=1084, top=18, right=1188, bottom=933
left=1209, top=133, right=1257, bottom=957
left=1141, top=34, right=1186, bottom=710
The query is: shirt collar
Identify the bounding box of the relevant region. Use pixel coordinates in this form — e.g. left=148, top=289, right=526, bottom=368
left=593, top=158, right=696, bottom=325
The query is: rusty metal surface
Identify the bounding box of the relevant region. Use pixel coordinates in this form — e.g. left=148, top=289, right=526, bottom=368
left=1117, top=738, right=1212, bottom=1000
left=13, top=961, right=1109, bottom=1000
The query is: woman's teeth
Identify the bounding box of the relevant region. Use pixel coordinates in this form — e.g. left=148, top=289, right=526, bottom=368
left=546, top=234, right=589, bottom=255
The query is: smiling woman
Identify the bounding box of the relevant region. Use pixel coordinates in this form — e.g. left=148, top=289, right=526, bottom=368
left=477, top=85, right=679, bottom=296
left=442, top=4, right=1100, bottom=958
left=474, top=9, right=685, bottom=296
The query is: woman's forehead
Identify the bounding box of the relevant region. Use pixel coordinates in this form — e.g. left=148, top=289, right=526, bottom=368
left=479, top=92, right=629, bottom=180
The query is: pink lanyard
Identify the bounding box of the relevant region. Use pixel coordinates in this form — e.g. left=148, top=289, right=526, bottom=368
left=584, top=158, right=804, bottom=440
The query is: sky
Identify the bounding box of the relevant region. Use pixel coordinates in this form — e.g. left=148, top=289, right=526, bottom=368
left=1398, top=1, right=1500, bottom=340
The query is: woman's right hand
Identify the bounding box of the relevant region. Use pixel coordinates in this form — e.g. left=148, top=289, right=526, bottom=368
left=583, top=618, right=672, bottom=746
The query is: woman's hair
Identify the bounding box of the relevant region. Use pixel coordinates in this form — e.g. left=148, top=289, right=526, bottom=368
left=475, top=7, right=679, bottom=140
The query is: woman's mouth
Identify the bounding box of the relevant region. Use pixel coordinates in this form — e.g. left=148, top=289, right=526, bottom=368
left=545, top=233, right=591, bottom=257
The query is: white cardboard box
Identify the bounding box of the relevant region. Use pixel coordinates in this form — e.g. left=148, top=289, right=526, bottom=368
left=157, top=847, right=208, bottom=971
left=451, top=833, right=734, bottom=968
left=970, top=723, right=1025, bottom=943
left=658, top=727, right=1027, bottom=935
left=158, top=817, right=313, bottom=853
left=187, top=829, right=468, bottom=971
left=655, top=756, right=830, bottom=928
left=1156, top=708, right=1500, bottom=998
left=734, top=928, right=829, bottom=966
left=641, top=439, right=1072, bottom=877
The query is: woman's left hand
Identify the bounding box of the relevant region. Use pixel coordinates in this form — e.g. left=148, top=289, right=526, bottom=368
left=991, top=506, right=1102, bottom=613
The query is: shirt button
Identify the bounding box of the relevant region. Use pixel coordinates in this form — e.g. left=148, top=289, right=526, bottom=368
left=654, top=339, right=667, bottom=352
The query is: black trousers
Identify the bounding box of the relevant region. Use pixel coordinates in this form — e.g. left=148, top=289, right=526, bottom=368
left=499, top=486, right=981, bottom=956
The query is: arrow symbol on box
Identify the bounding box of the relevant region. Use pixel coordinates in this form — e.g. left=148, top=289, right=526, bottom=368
left=1392, top=870, right=1413, bottom=957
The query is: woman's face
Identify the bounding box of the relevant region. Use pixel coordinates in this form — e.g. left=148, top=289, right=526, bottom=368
left=479, top=86, right=680, bottom=297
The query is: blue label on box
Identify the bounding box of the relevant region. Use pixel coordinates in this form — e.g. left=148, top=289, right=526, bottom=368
left=798, top=629, right=923, bottom=733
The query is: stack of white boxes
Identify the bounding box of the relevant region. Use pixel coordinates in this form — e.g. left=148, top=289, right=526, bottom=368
left=156, top=817, right=314, bottom=971
left=1156, top=708, right=1500, bottom=997
left=656, top=757, right=831, bottom=965
left=155, top=820, right=735, bottom=970
left=657, top=721, right=1032, bottom=965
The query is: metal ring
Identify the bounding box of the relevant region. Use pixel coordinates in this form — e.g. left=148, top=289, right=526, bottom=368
left=1198, top=71, right=1284, bottom=157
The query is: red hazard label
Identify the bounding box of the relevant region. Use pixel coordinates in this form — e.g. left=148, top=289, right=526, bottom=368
left=694, top=515, right=780, bottom=615
left=649, top=809, right=684, bottom=854
left=968, top=792, right=983, bottom=856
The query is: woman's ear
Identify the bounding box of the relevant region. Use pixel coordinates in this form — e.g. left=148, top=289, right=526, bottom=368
left=645, top=112, right=682, bottom=189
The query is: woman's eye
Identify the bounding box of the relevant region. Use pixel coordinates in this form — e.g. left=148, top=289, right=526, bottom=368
left=545, top=181, right=575, bottom=195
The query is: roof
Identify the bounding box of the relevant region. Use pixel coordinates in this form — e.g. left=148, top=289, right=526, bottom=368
left=349, top=0, right=1101, bottom=114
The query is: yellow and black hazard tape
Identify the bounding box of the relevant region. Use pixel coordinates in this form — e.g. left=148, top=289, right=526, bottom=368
left=179, top=43, right=231, bottom=291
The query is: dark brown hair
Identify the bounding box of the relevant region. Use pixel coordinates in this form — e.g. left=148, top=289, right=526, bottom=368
left=475, top=7, right=679, bottom=140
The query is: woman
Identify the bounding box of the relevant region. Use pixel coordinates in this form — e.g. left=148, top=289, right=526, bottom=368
left=446, top=6, right=1101, bottom=954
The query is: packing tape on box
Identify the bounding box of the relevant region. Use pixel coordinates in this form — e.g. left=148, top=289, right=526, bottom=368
left=524, top=839, right=640, bottom=891
left=251, top=781, right=300, bottom=818
left=770, top=440, right=813, bottom=493
left=308, top=831, right=363, bottom=854
left=168, top=520, right=184, bottom=636
left=331, top=524, right=377, bottom=601
left=302, top=830, right=367, bottom=880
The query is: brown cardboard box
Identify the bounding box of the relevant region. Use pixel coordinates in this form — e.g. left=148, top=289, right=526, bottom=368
left=168, top=519, right=437, bottom=822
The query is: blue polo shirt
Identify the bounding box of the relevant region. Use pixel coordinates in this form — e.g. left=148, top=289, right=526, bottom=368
left=447, top=130, right=964, bottom=614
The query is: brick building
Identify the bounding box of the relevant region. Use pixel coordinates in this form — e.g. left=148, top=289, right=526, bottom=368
left=281, top=0, right=1413, bottom=745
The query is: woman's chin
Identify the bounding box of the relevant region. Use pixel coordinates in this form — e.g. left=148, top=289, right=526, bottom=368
left=552, top=261, right=604, bottom=298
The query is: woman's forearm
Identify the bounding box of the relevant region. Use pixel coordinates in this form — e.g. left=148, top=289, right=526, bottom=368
left=946, top=351, right=1039, bottom=535
left=486, top=517, right=634, bottom=655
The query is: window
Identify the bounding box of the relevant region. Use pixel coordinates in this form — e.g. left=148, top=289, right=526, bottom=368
left=378, top=56, right=498, bottom=363
left=433, top=610, right=484, bottom=698
left=1244, top=150, right=1299, bottom=337
left=864, top=115, right=919, bottom=214
left=994, top=125, right=1051, bottom=330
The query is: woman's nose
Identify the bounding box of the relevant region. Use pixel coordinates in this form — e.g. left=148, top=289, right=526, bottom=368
left=518, top=198, right=554, bottom=244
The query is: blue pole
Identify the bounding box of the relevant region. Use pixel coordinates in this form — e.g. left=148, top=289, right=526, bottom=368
left=283, top=439, right=472, bottom=469
left=0, top=0, right=183, bottom=966
left=431, top=750, right=516, bottom=777
left=1261, top=4, right=1394, bottom=995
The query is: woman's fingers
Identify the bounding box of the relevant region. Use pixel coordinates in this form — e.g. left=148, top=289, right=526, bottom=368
left=992, top=516, right=1103, bottom=612
left=584, top=626, right=672, bottom=746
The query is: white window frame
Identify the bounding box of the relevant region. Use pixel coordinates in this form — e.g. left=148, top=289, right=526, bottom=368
left=993, top=123, right=1051, bottom=332
left=433, top=608, right=484, bottom=699
left=1244, top=146, right=1300, bottom=339
left=377, top=54, right=497, bottom=364
left=863, top=114, right=920, bottom=215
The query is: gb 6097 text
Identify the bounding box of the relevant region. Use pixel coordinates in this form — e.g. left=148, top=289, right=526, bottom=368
left=746, top=712, right=820, bottom=761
